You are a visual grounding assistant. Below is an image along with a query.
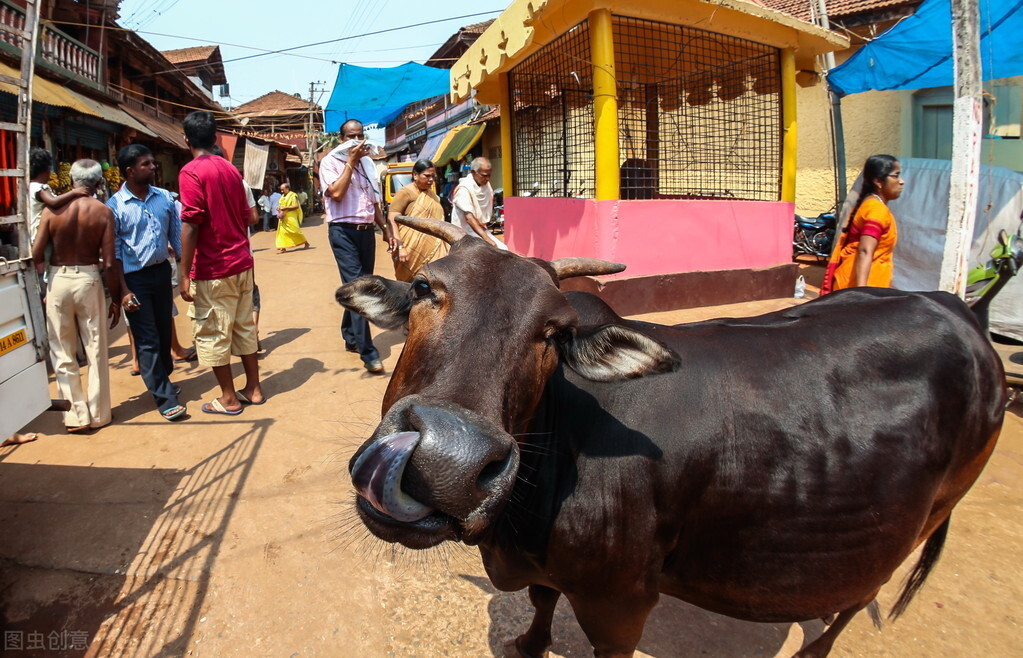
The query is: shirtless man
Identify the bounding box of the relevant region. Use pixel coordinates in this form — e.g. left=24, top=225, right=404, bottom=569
left=32, top=159, right=121, bottom=433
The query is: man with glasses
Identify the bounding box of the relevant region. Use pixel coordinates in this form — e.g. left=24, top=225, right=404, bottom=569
left=320, top=118, right=400, bottom=374
left=107, top=144, right=186, bottom=421
left=451, top=157, right=507, bottom=250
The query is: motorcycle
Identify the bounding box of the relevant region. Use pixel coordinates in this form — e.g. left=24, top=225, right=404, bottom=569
left=793, top=211, right=837, bottom=261
left=966, top=228, right=1023, bottom=332
left=489, top=188, right=505, bottom=234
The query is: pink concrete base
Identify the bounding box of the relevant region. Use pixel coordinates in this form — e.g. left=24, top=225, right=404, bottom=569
left=504, top=198, right=794, bottom=278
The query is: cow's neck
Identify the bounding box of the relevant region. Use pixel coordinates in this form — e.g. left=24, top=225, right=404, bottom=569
left=485, top=367, right=578, bottom=564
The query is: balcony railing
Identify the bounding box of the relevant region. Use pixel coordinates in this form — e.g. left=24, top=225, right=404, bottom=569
left=0, top=0, right=103, bottom=89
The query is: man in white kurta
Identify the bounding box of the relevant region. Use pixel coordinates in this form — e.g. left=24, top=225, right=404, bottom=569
left=450, top=157, right=507, bottom=251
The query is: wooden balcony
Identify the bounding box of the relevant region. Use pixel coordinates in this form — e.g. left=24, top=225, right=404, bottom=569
left=0, top=0, right=103, bottom=90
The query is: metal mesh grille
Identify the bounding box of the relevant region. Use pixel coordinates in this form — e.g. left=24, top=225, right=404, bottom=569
left=509, top=22, right=595, bottom=198
left=615, top=16, right=782, bottom=201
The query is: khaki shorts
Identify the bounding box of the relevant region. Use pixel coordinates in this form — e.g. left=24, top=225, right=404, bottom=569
left=188, top=268, right=257, bottom=367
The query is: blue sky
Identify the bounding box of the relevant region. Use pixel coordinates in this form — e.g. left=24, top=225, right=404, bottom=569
left=116, top=0, right=508, bottom=110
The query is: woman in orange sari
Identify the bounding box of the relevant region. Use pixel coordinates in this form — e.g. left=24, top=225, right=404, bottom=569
left=822, top=154, right=904, bottom=293
left=387, top=159, right=448, bottom=282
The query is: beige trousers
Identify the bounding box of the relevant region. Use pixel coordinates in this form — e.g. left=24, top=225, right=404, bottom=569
left=46, top=265, right=111, bottom=429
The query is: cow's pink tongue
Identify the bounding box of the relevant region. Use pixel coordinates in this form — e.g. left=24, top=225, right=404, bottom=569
left=351, top=432, right=434, bottom=522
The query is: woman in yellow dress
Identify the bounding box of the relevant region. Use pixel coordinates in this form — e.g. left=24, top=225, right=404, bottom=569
left=823, top=154, right=904, bottom=293
left=275, top=182, right=310, bottom=253
left=387, top=159, right=448, bottom=282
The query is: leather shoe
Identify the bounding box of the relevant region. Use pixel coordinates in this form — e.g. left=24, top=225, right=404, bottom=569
left=365, top=359, right=384, bottom=373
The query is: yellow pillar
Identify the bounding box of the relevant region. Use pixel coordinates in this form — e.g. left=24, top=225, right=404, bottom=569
left=589, top=8, right=620, bottom=201
left=780, top=48, right=797, bottom=203
left=497, top=73, right=514, bottom=196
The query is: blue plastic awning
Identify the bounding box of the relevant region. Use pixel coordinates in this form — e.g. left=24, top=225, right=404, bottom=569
left=827, top=0, right=1023, bottom=97
left=324, top=62, right=452, bottom=131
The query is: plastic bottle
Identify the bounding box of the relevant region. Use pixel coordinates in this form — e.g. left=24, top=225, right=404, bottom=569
left=794, top=275, right=806, bottom=299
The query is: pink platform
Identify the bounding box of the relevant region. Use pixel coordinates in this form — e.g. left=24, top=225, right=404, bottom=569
left=504, top=198, right=795, bottom=278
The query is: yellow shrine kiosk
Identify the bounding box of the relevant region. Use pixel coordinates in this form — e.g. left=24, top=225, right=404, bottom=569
left=450, top=0, right=846, bottom=312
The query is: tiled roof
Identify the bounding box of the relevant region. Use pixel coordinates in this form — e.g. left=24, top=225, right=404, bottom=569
left=461, top=19, right=495, bottom=35
left=232, top=90, right=320, bottom=117
left=759, top=0, right=920, bottom=22
left=162, top=45, right=219, bottom=64
left=469, top=106, right=501, bottom=124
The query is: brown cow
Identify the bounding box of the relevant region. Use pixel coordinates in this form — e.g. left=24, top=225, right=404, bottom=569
left=337, top=216, right=1005, bottom=657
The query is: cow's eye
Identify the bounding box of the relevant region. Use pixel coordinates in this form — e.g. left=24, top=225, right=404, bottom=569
left=412, top=280, right=432, bottom=299
left=551, top=327, right=574, bottom=344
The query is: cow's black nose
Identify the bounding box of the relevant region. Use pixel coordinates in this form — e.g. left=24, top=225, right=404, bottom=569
left=398, top=402, right=516, bottom=521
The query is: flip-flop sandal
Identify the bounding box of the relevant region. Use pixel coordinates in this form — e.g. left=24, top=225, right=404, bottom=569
left=161, top=404, right=187, bottom=421
left=173, top=348, right=198, bottom=363
left=130, top=369, right=140, bottom=376
left=66, top=425, right=91, bottom=434
left=201, top=399, right=243, bottom=416
left=236, top=391, right=267, bottom=405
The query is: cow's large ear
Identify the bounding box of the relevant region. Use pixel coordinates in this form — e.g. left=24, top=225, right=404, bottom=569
left=335, top=276, right=411, bottom=330
left=560, top=324, right=681, bottom=382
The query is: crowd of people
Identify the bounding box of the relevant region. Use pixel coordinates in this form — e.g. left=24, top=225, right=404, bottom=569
left=6, top=103, right=902, bottom=442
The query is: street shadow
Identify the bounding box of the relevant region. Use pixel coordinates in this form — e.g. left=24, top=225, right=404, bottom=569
left=371, top=328, right=406, bottom=361
left=302, top=214, right=325, bottom=228
left=0, top=418, right=270, bottom=656
left=460, top=575, right=822, bottom=657
left=260, top=357, right=326, bottom=397
left=259, top=327, right=311, bottom=357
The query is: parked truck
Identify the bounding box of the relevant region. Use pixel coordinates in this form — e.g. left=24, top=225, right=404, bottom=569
left=0, top=3, right=53, bottom=440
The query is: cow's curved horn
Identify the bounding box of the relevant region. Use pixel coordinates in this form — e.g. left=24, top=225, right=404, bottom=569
left=550, top=257, right=627, bottom=280
left=396, top=215, right=467, bottom=244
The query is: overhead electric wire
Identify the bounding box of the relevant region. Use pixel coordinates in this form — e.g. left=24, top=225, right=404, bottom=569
left=221, top=10, right=501, bottom=64
left=47, top=8, right=498, bottom=70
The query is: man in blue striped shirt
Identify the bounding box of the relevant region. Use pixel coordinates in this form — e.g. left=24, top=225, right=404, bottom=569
left=107, top=144, right=186, bottom=421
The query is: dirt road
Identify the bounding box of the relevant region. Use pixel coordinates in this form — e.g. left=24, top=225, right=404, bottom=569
left=1, top=215, right=1020, bottom=656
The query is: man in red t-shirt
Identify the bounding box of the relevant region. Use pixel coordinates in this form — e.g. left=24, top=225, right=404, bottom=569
left=178, top=111, right=265, bottom=415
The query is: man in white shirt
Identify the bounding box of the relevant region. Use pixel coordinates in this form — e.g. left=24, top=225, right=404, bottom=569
left=267, top=188, right=282, bottom=232
left=450, top=157, right=507, bottom=250
left=257, top=189, right=272, bottom=233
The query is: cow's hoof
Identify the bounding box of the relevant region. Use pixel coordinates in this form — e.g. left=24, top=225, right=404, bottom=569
left=503, top=637, right=549, bottom=658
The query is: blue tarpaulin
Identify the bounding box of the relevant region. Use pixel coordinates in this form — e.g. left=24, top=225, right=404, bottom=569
left=324, top=62, right=451, bottom=131
left=827, top=0, right=1023, bottom=97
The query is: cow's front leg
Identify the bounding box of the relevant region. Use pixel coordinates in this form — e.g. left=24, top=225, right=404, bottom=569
left=566, top=590, right=658, bottom=658
left=507, top=584, right=561, bottom=658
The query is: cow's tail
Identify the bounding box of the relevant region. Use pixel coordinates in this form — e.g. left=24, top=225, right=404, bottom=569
left=888, top=516, right=950, bottom=620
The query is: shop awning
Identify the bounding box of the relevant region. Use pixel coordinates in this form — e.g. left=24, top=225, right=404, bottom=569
left=324, top=62, right=451, bottom=130
left=827, top=0, right=1023, bottom=97
left=432, top=123, right=486, bottom=167
left=68, top=93, right=158, bottom=138
left=120, top=105, right=189, bottom=150
left=417, top=132, right=448, bottom=161
left=0, top=62, right=99, bottom=117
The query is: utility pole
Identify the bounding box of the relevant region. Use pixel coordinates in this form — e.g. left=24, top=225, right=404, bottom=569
left=939, top=0, right=983, bottom=296
left=307, top=81, right=326, bottom=169
left=817, top=0, right=847, bottom=215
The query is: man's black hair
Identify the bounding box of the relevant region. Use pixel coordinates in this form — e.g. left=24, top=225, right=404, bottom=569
left=340, top=119, right=364, bottom=136
left=183, top=110, right=217, bottom=149
left=29, top=148, right=53, bottom=179
left=117, top=143, right=152, bottom=174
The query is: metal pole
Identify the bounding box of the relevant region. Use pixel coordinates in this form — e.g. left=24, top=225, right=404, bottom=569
left=780, top=48, right=797, bottom=203
left=939, top=0, right=983, bottom=296
left=307, top=81, right=315, bottom=169
left=497, top=73, right=514, bottom=196
left=589, top=7, right=620, bottom=201
left=817, top=0, right=847, bottom=210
